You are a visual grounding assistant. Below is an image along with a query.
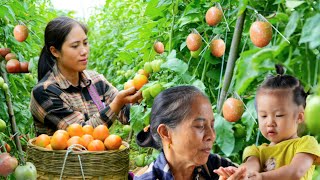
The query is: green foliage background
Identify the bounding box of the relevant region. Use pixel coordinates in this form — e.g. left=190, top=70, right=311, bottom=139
left=0, top=0, right=319, bottom=179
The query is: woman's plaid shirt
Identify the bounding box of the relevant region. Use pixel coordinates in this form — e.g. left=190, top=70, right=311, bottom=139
left=30, top=65, right=130, bottom=135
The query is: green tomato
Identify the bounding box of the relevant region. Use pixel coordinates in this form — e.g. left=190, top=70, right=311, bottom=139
left=190, top=47, right=202, bottom=58
left=151, top=60, right=161, bottom=73
left=135, top=154, right=146, bottom=167
left=305, top=95, right=320, bottom=135
left=144, top=62, right=153, bottom=74
left=25, top=73, right=34, bottom=81
left=142, top=87, right=151, bottom=100
left=123, top=125, right=132, bottom=134
left=149, top=83, right=163, bottom=98
left=14, top=162, right=37, bottom=180
left=233, top=124, right=246, bottom=138
left=2, top=83, right=8, bottom=92
left=0, top=119, right=6, bottom=132
left=0, top=77, right=4, bottom=88
left=145, top=155, right=156, bottom=165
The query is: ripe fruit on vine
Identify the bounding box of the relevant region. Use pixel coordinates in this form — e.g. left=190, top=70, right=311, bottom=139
left=138, top=69, right=149, bottom=78
left=0, top=153, right=18, bottom=176
left=249, top=21, right=272, bottom=48
left=0, top=48, right=11, bottom=58
left=222, top=98, right=244, bottom=122
left=5, top=53, right=16, bottom=61
left=20, top=62, right=29, bottom=73
left=133, top=74, right=148, bottom=90
left=186, top=33, right=202, bottom=51
left=124, top=80, right=135, bottom=90
left=210, top=39, right=226, bottom=57
left=153, top=41, right=164, bottom=54
left=13, top=25, right=29, bottom=42
left=6, top=59, right=20, bottom=73
left=205, top=7, right=223, bottom=26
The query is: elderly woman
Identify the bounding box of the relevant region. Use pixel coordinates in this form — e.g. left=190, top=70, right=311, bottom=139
left=135, top=85, right=246, bottom=180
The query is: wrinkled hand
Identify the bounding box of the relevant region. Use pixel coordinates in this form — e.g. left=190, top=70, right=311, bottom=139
left=215, top=166, right=247, bottom=180
left=110, top=87, right=142, bottom=114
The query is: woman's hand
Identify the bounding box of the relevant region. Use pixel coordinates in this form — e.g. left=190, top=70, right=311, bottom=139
left=215, top=166, right=247, bottom=180
left=110, top=87, right=142, bottom=114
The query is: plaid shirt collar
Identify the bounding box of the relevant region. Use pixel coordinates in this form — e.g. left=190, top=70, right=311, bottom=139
left=52, top=65, right=91, bottom=89
left=140, top=151, right=204, bottom=180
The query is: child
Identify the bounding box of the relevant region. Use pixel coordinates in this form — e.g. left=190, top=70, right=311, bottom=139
left=215, top=64, right=320, bottom=180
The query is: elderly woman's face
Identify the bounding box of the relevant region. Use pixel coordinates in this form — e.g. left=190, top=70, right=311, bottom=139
left=170, top=95, right=215, bottom=166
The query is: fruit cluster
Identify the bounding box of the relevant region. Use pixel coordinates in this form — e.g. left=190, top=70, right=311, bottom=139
left=124, top=59, right=164, bottom=100
left=34, top=124, right=125, bottom=151
left=0, top=24, right=29, bottom=73
left=186, top=6, right=226, bottom=58
left=0, top=48, right=29, bottom=74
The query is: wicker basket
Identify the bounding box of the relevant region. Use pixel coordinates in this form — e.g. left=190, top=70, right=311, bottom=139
left=27, top=138, right=129, bottom=180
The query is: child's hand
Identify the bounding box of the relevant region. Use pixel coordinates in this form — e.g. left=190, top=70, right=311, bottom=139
left=215, top=166, right=247, bottom=180
left=247, top=171, right=262, bottom=180
left=214, top=166, right=237, bottom=178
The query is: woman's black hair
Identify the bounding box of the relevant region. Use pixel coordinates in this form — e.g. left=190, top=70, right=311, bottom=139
left=136, top=85, right=209, bottom=149
left=38, top=16, right=88, bottom=81
left=257, top=64, right=308, bottom=108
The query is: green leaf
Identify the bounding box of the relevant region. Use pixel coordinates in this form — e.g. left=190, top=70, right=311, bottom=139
left=299, top=14, right=320, bottom=49
left=234, top=49, right=261, bottom=94
left=130, top=105, right=147, bottom=132
left=162, top=52, right=189, bottom=74
left=192, top=79, right=206, bottom=92
left=284, top=11, right=300, bottom=38
left=241, top=100, right=257, bottom=142
left=285, top=1, right=305, bottom=9
left=157, top=0, right=172, bottom=8
left=206, top=70, right=221, bottom=81
left=167, top=50, right=177, bottom=59
left=178, top=13, right=202, bottom=27
left=214, top=113, right=235, bottom=157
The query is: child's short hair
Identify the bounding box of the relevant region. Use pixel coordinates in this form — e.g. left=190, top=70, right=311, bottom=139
left=257, top=64, right=308, bottom=108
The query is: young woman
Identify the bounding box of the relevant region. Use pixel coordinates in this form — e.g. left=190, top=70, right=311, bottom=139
left=30, top=17, right=141, bottom=135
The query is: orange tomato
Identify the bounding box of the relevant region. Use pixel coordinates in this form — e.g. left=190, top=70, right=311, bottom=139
left=51, top=132, right=68, bottom=150
left=92, top=125, right=109, bottom=141
left=81, top=134, right=94, bottom=149
left=82, top=125, right=94, bottom=135
left=87, top=140, right=105, bottom=151
left=67, top=123, right=84, bottom=137
left=104, top=134, right=122, bottom=150
left=124, top=80, right=135, bottom=90
left=35, top=134, right=51, bottom=148
left=133, top=74, right=148, bottom=90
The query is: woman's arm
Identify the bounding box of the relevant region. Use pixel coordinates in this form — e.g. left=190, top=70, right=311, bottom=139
left=30, top=84, right=139, bottom=131
left=249, top=153, right=315, bottom=180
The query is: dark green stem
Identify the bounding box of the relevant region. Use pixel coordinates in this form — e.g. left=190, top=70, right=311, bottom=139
left=217, top=10, right=246, bottom=112
left=0, top=60, right=25, bottom=165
